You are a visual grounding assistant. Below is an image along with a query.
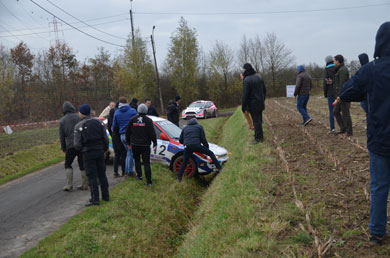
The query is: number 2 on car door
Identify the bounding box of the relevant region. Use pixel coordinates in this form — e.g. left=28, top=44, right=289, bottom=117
left=154, top=144, right=166, bottom=156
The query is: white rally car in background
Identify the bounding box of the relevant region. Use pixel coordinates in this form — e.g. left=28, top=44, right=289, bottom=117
left=182, top=100, right=218, bottom=119
left=103, top=116, right=228, bottom=178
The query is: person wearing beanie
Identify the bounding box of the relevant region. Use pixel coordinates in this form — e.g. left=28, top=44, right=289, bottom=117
left=167, top=96, right=181, bottom=126
left=241, top=63, right=267, bottom=144
left=339, top=22, right=390, bottom=245
left=323, top=55, right=337, bottom=133
left=74, top=104, right=110, bottom=206
left=125, top=103, right=157, bottom=186
left=59, top=101, right=88, bottom=191
left=332, top=54, right=352, bottom=136
left=294, top=64, right=313, bottom=126
left=112, top=96, right=138, bottom=177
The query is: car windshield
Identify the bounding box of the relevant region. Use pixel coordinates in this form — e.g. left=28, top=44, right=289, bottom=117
left=188, top=102, right=204, bottom=108
left=156, top=120, right=181, bottom=140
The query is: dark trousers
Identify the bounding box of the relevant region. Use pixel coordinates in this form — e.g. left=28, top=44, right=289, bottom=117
left=65, top=148, right=84, bottom=170
left=249, top=108, right=264, bottom=141
left=334, top=100, right=352, bottom=135
left=112, top=132, right=126, bottom=175
left=84, top=151, right=109, bottom=202
left=177, top=144, right=221, bottom=180
left=132, top=145, right=152, bottom=184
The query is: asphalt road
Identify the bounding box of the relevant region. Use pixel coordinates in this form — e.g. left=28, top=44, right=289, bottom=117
left=0, top=163, right=122, bottom=258
left=0, top=111, right=234, bottom=258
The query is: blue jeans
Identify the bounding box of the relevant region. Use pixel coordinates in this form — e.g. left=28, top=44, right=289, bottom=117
left=369, top=151, right=390, bottom=236
left=327, top=96, right=335, bottom=130
left=296, top=95, right=310, bottom=122
left=120, top=134, right=134, bottom=174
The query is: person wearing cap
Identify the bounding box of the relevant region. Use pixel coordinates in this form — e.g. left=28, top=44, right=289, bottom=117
left=125, top=104, right=157, bottom=186
left=294, top=64, right=313, bottom=126
left=241, top=63, right=267, bottom=144
left=59, top=101, right=88, bottom=191
left=74, top=104, right=110, bottom=206
left=167, top=95, right=181, bottom=126
left=339, top=22, right=390, bottom=245
left=323, top=55, right=337, bottom=133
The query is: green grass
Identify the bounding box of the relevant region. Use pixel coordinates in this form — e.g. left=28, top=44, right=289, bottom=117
left=0, top=142, right=64, bottom=185
left=0, top=127, right=58, bottom=158
left=176, top=108, right=308, bottom=257
left=218, top=107, right=238, bottom=113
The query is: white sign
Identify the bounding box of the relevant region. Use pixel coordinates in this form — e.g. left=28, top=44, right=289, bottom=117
left=286, top=85, right=296, bottom=97
left=3, top=125, right=13, bottom=135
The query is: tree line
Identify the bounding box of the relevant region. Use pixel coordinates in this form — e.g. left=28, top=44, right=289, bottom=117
left=1, top=17, right=357, bottom=125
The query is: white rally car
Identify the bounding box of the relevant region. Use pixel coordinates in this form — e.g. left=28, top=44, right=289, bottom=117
left=104, top=116, right=228, bottom=178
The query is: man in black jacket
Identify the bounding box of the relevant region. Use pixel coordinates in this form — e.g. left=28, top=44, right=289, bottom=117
left=177, top=118, right=221, bottom=182
left=294, top=65, right=313, bottom=126
left=145, top=98, right=159, bottom=117
left=74, top=104, right=109, bottom=206
left=241, top=63, right=266, bottom=144
left=59, top=101, right=88, bottom=191
left=167, top=95, right=181, bottom=126
left=125, top=104, right=157, bottom=185
left=323, top=55, right=336, bottom=133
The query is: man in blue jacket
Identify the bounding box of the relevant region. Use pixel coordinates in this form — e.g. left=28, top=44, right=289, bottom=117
left=340, top=22, right=390, bottom=245
left=113, top=97, right=137, bottom=177
left=177, top=118, right=221, bottom=182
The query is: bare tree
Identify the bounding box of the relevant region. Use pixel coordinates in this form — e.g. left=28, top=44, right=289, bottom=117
left=209, top=40, right=234, bottom=90
left=238, top=35, right=250, bottom=66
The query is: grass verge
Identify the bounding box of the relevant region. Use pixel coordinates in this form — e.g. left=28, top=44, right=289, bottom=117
left=0, top=142, right=64, bottom=185
left=176, top=108, right=309, bottom=257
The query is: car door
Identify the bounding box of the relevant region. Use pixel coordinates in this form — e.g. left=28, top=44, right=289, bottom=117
left=205, top=102, right=212, bottom=116
left=150, top=125, right=170, bottom=164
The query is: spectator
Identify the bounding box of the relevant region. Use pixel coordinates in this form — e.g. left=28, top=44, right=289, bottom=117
left=176, top=118, right=221, bottom=182
left=333, top=54, right=352, bottom=136
left=113, top=97, right=138, bottom=177
left=107, top=102, right=126, bottom=177
left=145, top=98, right=159, bottom=117
left=358, top=53, right=369, bottom=113
left=241, top=63, right=267, bottom=144
left=167, top=95, right=181, bottom=126
left=130, top=98, right=138, bottom=110
left=339, top=22, right=390, bottom=245
left=323, top=55, right=337, bottom=133
left=59, top=101, right=88, bottom=191
left=126, top=104, right=157, bottom=186
left=294, top=65, right=313, bottom=126
left=74, top=104, right=109, bottom=206
left=99, top=101, right=115, bottom=119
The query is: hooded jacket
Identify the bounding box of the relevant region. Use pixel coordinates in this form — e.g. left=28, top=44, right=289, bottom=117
left=241, top=71, right=266, bottom=113
left=59, top=101, right=80, bottom=151
left=74, top=116, right=109, bottom=153
left=294, top=71, right=312, bottom=97
left=167, top=100, right=180, bottom=126
left=112, top=104, right=137, bottom=134
left=179, top=118, right=209, bottom=148
left=340, top=22, right=390, bottom=156
left=125, top=114, right=157, bottom=147
left=323, top=62, right=336, bottom=98
left=340, top=53, right=370, bottom=98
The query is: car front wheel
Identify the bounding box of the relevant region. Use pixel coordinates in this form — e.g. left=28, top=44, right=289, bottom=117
left=173, top=155, right=197, bottom=178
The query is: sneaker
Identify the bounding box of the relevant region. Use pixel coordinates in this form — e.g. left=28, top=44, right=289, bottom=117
left=176, top=178, right=182, bottom=182
left=303, top=118, right=312, bottom=126
left=328, top=129, right=336, bottom=134
left=147, top=182, right=153, bottom=186
left=369, top=234, right=385, bottom=245
left=137, top=176, right=143, bottom=180
left=85, top=201, right=99, bottom=207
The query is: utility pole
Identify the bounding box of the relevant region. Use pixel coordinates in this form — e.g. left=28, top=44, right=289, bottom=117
left=129, top=0, right=135, bottom=47
left=151, top=25, right=164, bottom=113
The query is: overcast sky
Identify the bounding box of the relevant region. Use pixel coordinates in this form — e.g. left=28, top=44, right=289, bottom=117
left=1, top=0, right=389, bottom=69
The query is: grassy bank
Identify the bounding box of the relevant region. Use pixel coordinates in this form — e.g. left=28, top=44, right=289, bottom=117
left=0, top=143, right=64, bottom=185
left=176, top=109, right=307, bottom=257
left=22, top=117, right=230, bottom=257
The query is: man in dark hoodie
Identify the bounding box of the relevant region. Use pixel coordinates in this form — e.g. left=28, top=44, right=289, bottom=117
left=125, top=104, right=157, bottom=185
left=340, top=22, right=390, bottom=245
left=294, top=65, right=313, bottom=126
left=177, top=118, right=221, bottom=182
left=241, top=63, right=266, bottom=144
left=167, top=96, right=181, bottom=126
left=59, top=101, right=88, bottom=191
left=74, top=104, right=109, bottom=206
left=323, top=55, right=336, bottom=133
left=113, top=97, right=138, bottom=177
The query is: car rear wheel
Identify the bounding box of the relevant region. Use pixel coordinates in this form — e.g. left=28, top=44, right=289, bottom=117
left=173, top=155, right=197, bottom=178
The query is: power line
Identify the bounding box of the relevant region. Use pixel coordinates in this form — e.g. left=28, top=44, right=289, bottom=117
left=133, top=2, right=389, bottom=15
left=29, top=0, right=125, bottom=47
left=45, top=0, right=127, bottom=40
left=0, top=24, right=23, bottom=42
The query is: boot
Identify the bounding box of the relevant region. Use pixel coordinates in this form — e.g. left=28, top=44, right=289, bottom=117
left=63, top=168, right=73, bottom=191
left=77, top=170, right=89, bottom=190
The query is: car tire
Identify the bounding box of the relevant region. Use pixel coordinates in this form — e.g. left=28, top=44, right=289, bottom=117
left=173, top=155, right=197, bottom=178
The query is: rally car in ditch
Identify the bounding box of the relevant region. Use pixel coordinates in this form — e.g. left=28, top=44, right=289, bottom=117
left=103, top=116, right=228, bottom=178
left=182, top=100, right=218, bottom=119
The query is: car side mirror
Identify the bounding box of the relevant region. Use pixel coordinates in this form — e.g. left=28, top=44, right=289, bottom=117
left=160, top=133, right=169, bottom=141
